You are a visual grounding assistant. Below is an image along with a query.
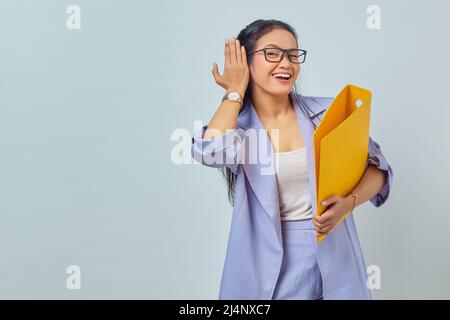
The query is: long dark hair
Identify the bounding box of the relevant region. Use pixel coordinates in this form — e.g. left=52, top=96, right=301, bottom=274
left=220, top=19, right=322, bottom=206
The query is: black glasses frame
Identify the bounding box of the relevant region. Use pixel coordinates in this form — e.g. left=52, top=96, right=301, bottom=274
left=251, top=47, right=307, bottom=64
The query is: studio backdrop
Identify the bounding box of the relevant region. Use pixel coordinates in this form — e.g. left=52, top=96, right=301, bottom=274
left=0, top=0, right=449, bottom=299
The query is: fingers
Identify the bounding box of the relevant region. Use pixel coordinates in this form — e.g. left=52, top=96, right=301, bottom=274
left=313, top=222, right=332, bottom=235
left=313, top=214, right=332, bottom=234
left=241, top=44, right=247, bottom=66
left=312, top=218, right=324, bottom=229
left=212, top=62, right=220, bottom=84
left=313, top=212, right=327, bottom=224
left=235, top=39, right=242, bottom=64
left=224, top=37, right=246, bottom=67
left=313, top=218, right=328, bottom=230
left=229, top=37, right=237, bottom=64
left=316, top=230, right=328, bottom=237
left=224, top=38, right=230, bottom=67
left=314, top=224, right=331, bottom=234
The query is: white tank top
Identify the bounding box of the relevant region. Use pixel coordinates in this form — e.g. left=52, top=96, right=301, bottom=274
left=275, top=147, right=313, bottom=221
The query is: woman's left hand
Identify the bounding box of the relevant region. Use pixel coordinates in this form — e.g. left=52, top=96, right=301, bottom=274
left=313, top=195, right=354, bottom=237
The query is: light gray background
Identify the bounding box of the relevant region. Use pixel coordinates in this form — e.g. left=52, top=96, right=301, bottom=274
left=1, top=0, right=449, bottom=299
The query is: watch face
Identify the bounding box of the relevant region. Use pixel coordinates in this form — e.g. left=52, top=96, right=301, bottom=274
left=228, top=92, right=240, bottom=100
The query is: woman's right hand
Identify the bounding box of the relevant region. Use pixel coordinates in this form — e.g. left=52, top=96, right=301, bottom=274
left=212, top=37, right=250, bottom=96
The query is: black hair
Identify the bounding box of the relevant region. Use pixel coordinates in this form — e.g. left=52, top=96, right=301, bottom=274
left=219, top=19, right=322, bottom=206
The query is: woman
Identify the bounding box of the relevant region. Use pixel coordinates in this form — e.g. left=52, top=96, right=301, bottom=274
left=191, top=19, right=393, bottom=300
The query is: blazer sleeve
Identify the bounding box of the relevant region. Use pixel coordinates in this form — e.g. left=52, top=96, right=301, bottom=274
left=365, top=136, right=394, bottom=207
left=191, top=125, right=245, bottom=174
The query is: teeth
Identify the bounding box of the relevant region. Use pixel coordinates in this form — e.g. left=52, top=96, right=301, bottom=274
left=273, top=73, right=291, bottom=79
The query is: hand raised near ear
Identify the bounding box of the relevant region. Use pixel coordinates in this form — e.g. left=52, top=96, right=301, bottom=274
left=212, top=37, right=249, bottom=97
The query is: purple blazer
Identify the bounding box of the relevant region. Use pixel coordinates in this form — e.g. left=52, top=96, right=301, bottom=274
left=191, top=91, right=394, bottom=300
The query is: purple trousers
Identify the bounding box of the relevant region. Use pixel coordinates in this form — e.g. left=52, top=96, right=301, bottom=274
left=272, top=218, right=323, bottom=300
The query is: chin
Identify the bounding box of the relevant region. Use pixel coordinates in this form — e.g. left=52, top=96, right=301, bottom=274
left=268, top=86, right=293, bottom=96
left=253, top=80, right=294, bottom=96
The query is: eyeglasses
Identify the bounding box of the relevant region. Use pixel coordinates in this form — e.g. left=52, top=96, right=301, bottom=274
left=251, top=47, right=307, bottom=64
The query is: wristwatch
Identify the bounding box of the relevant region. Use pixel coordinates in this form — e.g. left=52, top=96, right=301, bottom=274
left=222, top=91, right=243, bottom=106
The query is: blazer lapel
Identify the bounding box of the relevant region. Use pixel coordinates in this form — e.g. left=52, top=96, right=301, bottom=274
left=237, top=100, right=280, bottom=222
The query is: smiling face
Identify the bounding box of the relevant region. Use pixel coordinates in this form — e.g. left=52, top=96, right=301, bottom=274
left=249, top=28, right=301, bottom=97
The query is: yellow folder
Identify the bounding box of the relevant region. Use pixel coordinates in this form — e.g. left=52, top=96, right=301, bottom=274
left=314, top=84, right=372, bottom=243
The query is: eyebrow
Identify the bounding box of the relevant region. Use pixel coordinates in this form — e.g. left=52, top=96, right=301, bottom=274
left=264, top=43, right=298, bottom=50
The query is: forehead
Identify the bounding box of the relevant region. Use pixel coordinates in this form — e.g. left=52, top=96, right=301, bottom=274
left=255, top=28, right=298, bottom=49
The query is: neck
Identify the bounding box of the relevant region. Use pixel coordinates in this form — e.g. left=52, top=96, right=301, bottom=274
left=250, top=85, right=293, bottom=121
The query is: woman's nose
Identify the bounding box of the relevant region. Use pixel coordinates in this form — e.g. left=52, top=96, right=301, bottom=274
left=279, top=52, right=293, bottom=65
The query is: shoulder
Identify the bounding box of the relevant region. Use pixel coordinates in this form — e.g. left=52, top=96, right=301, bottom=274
left=301, top=95, right=334, bottom=111
left=291, top=93, right=334, bottom=119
